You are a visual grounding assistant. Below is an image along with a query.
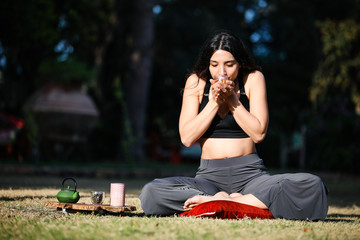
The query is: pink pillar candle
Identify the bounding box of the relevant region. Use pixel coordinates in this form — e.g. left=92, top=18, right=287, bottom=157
left=110, top=183, right=125, bottom=206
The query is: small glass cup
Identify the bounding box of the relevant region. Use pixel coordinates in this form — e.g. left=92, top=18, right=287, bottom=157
left=91, top=191, right=105, bottom=205
left=214, top=75, right=232, bottom=86
left=218, top=75, right=228, bottom=84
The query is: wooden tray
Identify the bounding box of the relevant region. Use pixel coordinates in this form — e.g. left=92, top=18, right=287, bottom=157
left=44, top=201, right=136, bottom=213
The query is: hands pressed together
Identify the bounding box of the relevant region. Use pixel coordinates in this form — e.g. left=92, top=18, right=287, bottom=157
left=209, top=79, right=236, bottom=104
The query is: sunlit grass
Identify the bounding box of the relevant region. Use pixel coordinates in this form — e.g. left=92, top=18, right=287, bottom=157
left=1, top=188, right=359, bottom=240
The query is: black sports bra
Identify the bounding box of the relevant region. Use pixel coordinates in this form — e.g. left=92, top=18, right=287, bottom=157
left=199, top=80, right=250, bottom=138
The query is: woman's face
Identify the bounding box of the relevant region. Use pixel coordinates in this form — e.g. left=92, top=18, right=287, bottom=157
left=209, top=50, right=240, bottom=81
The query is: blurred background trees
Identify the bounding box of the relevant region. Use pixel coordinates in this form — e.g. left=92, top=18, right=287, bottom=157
left=0, top=0, right=359, bottom=173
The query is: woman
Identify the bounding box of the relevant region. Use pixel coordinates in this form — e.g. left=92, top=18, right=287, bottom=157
left=139, top=30, right=328, bottom=220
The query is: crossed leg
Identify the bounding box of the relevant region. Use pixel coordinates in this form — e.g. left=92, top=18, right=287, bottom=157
left=183, top=191, right=268, bottom=211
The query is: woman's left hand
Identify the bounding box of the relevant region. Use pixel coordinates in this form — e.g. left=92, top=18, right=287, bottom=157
left=210, top=79, right=235, bottom=102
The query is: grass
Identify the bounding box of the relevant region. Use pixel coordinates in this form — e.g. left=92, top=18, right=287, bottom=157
left=0, top=174, right=360, bottom=240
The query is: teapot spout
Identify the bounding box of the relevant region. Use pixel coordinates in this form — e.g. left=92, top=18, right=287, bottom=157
left=72, top=192, right=80, bottom=202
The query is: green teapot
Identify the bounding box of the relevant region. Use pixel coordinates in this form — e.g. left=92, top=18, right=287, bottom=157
left=56, top=177, right=80, bottom=203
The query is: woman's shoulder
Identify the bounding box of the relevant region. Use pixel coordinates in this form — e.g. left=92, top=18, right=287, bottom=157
left=184, top=74, right=206, bottom=93
left=246, top=70, right=265, bottom=80
left=243, top=70, right=265, bottom=87
left=242, top=70, right=266, bottom=97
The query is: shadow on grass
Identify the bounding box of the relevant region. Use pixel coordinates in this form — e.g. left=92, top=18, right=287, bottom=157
left=0, top=196, right=55, bottom=201
left=53, top=209, right=147, bottom=217
left=326, top=213, right=360, bottom=219
left=88, top=213, right=360, bottom=222
left=324, top=213, right=360, bottom=223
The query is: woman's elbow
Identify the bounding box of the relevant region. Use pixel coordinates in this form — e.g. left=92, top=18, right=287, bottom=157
left=179, top=131, right=197, bottom=147
left=180, top=136, right=193, bottom=148
left=252, top=132, right=266, bottom=144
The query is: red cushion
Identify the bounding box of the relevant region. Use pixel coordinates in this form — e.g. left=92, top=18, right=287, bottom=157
left=179, top=200, right=274, bottom=219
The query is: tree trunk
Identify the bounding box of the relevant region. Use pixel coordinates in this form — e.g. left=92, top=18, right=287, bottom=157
left=122, top=0, right=156, bottom=161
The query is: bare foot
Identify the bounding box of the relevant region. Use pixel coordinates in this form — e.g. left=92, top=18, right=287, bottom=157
left=183, top=195, right=210, bottom=211
left=183, top=192, right=268, bottom=211
left=229, top=193, right=243, bottom=198
left=183, top=192, right=231, bottom=211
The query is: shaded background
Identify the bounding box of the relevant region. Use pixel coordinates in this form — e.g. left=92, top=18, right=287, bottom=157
left=0, top=0, right=359, bottom=174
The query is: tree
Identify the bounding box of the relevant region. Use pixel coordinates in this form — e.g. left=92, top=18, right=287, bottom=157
left=310, top=19, right=360, bottom=113
left=120, top=0, right=158, bottom=161
left=0, top=0, right=159, bottom=162
left=0, top=0, right=115, bottom=111
left=306, top=17, right=360, bottom=172
left=250, top=0, right=360, bottom=170
left=0, top=0, right=59, bottom=112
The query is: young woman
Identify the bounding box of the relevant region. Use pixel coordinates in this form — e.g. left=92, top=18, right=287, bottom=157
left=139, top=30, right=328, bottom=220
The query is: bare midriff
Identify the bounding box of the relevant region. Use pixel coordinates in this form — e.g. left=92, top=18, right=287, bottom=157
left=199, top=138, right=256, bottom=159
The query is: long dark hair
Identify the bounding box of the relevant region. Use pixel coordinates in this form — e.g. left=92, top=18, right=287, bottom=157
left=190, top=30, right=261, bottom=82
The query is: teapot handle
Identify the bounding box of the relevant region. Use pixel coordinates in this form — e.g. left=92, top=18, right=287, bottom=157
left=62, top=177, right=77, bottom=191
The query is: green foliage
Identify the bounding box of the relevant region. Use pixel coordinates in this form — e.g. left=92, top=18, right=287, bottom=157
left=55, top=0, right=115, bottom=63
left=0, top=0, right=61, bottom=111
left=0, top=0, right=59, bottom=52
left=36, top=58, right=97, bottom=87
left=311, top=19, right=360, bottom=111
left=252, top=0, right=360, bottom=172
left=306, top=13, right=360, bottom=173
left=0, top=0, right=114, bottom=112
left=1, top=0, right=360, bottom=171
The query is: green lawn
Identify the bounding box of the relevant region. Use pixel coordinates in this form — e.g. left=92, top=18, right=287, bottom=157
left=0, top=173, right=359, bottom=240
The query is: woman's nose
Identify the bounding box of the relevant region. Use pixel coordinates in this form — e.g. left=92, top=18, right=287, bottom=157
left=220, top=66, right=227, bottom=75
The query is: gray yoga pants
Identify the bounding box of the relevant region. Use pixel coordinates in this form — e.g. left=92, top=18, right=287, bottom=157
left=139, top=153, right=329, bottom=220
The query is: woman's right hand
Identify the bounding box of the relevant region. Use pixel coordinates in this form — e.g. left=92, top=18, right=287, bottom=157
left=209, top=79, right=223, bottom=104
left=209, top=79, right=234, bottom=104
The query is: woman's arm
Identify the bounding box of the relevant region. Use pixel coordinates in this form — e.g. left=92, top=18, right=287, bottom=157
left=179, top=74, right=219, bottom=147
left=226, top=71, right=269, bottom=143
